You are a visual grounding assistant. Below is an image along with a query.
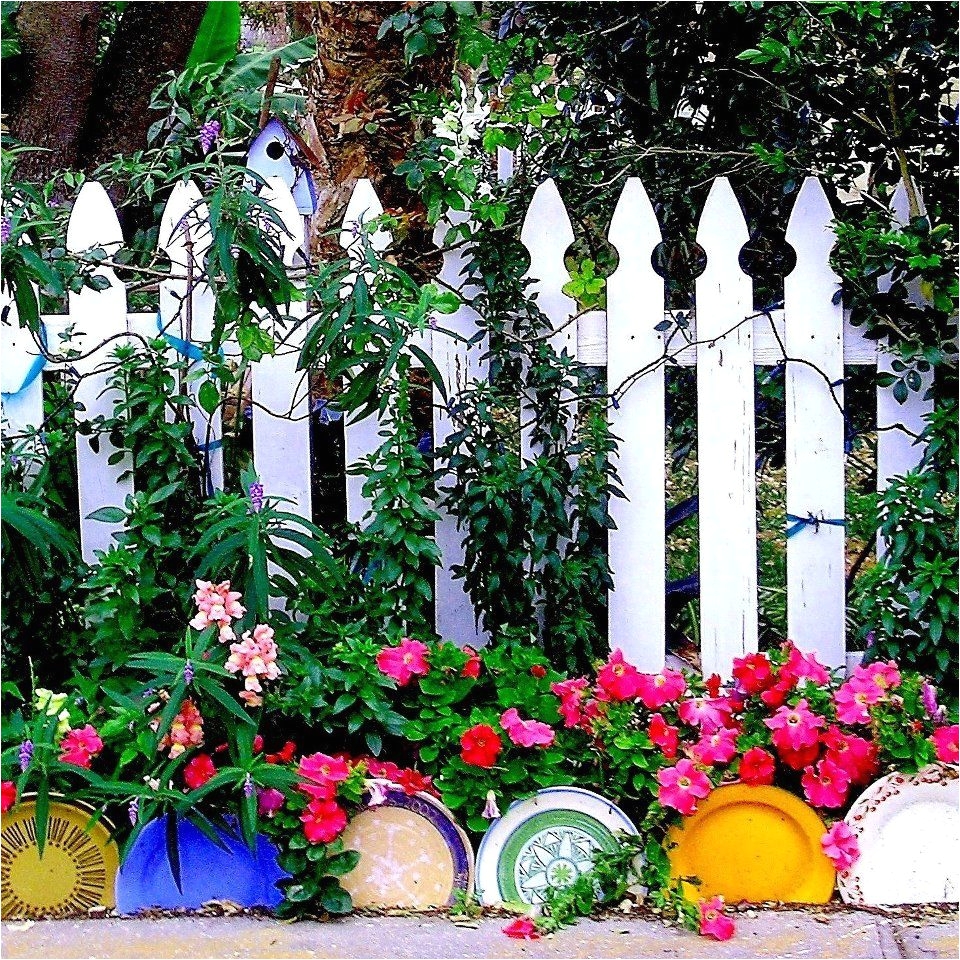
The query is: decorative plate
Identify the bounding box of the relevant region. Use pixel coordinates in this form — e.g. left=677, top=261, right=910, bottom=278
left=474, top=787, right=638, bottom=907
left=838, top=763, right=959, bottom=906
left=339, top=789, right=473, bottom=910
left=667, top=784, right=835, bottom=904
left=114, top=815, right=288, bottom=914
left=1, top=798, right=119, bottom=919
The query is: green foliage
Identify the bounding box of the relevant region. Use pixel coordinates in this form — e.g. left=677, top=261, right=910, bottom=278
left=185, top=1, right=241, bottom=71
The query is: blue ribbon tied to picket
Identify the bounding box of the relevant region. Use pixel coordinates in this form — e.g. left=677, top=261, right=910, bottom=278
left=0, top=323, right=47, bottom=403
left=785, top=512, right=845, bottom=539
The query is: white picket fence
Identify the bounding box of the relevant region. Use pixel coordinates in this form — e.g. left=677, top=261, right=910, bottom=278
left=0, top=175, right=931, bottom=677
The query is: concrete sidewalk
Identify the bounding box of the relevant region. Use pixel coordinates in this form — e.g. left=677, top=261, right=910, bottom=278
left=1, top=908, right=957, bottom=960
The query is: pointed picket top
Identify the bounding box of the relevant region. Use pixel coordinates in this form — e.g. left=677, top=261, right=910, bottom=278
left=520, top=178, right=575, bottom=288
left=339, top=178, right=390, bottom=258
left=608, top=177, right=662, bottom=275
left=260, top=175, right=305, bottom=266
left=67, top=181, right=123, bottom=253
left=433, top=209, right=479, bottom=300
left=696, top=177, right=749, bottom=268
left=159, top=179, right=212, bottom=267
left=785, top=176, right=837, bottom=269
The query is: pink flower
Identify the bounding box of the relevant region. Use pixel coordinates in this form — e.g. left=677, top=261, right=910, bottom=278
left=801, top=757, right=850, bottom=808
left=500, top=708, right=555, bottom=748
left=780, top=643, right=831, bottom=687
left=551, top=677, right=589, bottom=728
left=821, top=821, right=860, bottom=872
left=225, top=626, right=281, bottom=696
left=636, top=669, right=687, bottom=709
left=160, top=699, right=204, bottom=758
left=460, top=646, right=481, bottom=679
left=677, top=696, right=734, bottom=733
left=821, top=726, right=878, bottom=785
left=648, top=713, right=680, bottom=759
left=300, top=799, right=348, bottom=844
left=257, top=787, right=286, bottom=818
left=58, top=725, right=103, bottom=768
left=657, top=758, right=712, bottom=815
left=765, top=699, right=824, bottom=751
left=376, top=637, right=431, bottom=686
left=833, top=678, right=875, bottom=724
left=690, top=726, right=738, bottom=767
left=760, top=679, right=793, bottom=709
left=932, top=725, right=959, bottom=765
left=1, top=781, right=16, bottom=813
left=739, top=747, right=776, bottom=785
left=732, top=652, right=774, bottom=695
left=596, top=648, right=642, bottom=701
left=699, top=896, right=735, bottom=940
left=502, top=917, right=540, bottom=940
left=183, top=753, right=217, bottom=789
left=299, top=752, right=351, bottom=799
left=190, top=579, right=245, bottom=641
left=861, top=660, right=901, bottom=697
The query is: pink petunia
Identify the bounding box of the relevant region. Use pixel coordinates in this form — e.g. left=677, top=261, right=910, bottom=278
left=500, top=708, right=555, bottom=748
left=376, top=637, right=431, bottom=686
left=738, top=747, right=776, bottom=785
left=657, top=758, right=712, bottom=815
left=502, top=917, right=540, bottom=940
left=833, top=678, right=875, bottom=725
left=821, top=726, right=878, bottom=785
left=780, top=642, right=831, bottom=688
left=678, top=696, right=734, bottom=733
left=596, top=649, right=643, bottom=701
left=58, top=725, right=103, bottom=768
left=636, top=669, right=687, bottom=709
left=699, top=896, right=735, bottom=941
left=551, top=677, right=590, bottom=728
left=821, top=821, right=860, bottom=872
left=732, top=652, right=774, bottom=695
left=648, top=713, right=680, bottom=759
left=932, top=725, right=959, bottom=765
left=860, top=660, right=901, bottom=697
left=801, top=757, right=850, bottom=808
left=300, top=799, right=348, bottom=844
left=690, top=726, right=738, bottom=767
left=299, top=752, right=351, bottom=799
left=765, top=699, right=824, bottom=751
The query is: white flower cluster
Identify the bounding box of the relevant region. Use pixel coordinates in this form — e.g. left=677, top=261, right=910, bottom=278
left=432, top=80, right=489, bottom=163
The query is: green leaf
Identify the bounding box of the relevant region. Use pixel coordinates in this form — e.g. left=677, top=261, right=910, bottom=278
left=165, top=810, right=183, bottom=893
left=319, top=883, right=353, bottom=914
left=186, top=1, right=241, bottom=70
left=325, top=850, right=361, bottom=876
left=34, top=779, right=49, bottom=857
left=86, top=506, right=127, bottom=523
left=198, top=380, right=220, bottom=416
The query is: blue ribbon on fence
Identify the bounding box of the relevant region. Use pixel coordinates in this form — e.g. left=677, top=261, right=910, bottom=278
left=1, top=324, right=47, bottom=403
left=786, top=513, right=846, bottom=538
left=156, top=312, right=207, bottom=362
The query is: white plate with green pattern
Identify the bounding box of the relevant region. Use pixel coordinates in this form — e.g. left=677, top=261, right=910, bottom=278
left=474, top=787, right=638, bottom=907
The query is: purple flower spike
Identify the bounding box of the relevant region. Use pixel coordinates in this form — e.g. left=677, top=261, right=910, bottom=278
left=1, top=217, right=11, bottom=245
left=199, top=119, right=221, bottom=155
left=183, top=660, right=195, bottom=685
left=921, top=681, right=947, bottom=725
left=18, top=740, right=34, bottom=771
left=243, top=773, right=254, bottom=798
left=249, top=481, right=264, bottom=514
left=128, top=798, right=139, bottom=825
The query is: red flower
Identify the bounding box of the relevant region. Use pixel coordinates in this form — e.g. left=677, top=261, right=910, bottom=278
left=738, top=747, right=776, bottom=785
left=636, top=669, right=687, bottom=709
left=597, top=649, right=642, bottom=701
left=1, top=781, right=16, bottom=813
left=58, top=725, right=103, bottom=769
left=821, top=726, right=877, bottom=785
left=394, top=768, right=437, bottom=797
left=760, top=679, right=792, bottom=709
left=460, top=646, right=481, bottom=679
left=778, top=742, right=821, bottom=770
left=530, top=664, right=547, bottom=679
left=801, top=757, right=850, bottom=808
left=699, top=896, right=735, bottom=940
left=648, top=713, right=680, bottom=759
left=932, top=725, right=959, bottom=765
left=732, top=652, right=773, bottom=695
left=376, top=637, right=430, bottom=686
left=300, top=799, right=348, bottom=844
left=266, top=740, right=297, bottom=764
left=460, top=724, right=502, bottom=768
left=502, top=917, right=540, bottom=940
left=657, top=758, right=712, bottom=815
left=183, top=753, right=217, bottom=789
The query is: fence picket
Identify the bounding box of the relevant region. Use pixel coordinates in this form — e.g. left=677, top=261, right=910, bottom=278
left=606, top=178, right=666, bottom=669
left=251, top=177, right=312, bottom=520
left=432, top=212, right=489, bottom=647
left=784, top=177, right=846, bottom=667
left=0, top=281, right=45, bottom=439
left=339, top=179, right=391, bottom=524
left=695, top=178, right=757, bottom=677
left=157, top=180, right=223, bottom=492
left=66, top=182, right=133, bottom=563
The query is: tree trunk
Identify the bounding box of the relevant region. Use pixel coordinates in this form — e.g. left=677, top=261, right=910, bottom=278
left=6, top=2, right=102, bottom=181
left=77, top=1, right=208, bottom=169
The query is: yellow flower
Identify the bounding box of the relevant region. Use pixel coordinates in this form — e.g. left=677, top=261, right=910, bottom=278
left=34, top=689, right=72, bottom=736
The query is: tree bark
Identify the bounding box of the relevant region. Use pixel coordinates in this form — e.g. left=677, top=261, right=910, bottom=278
left=6, top=2, right=103, bottom=181
left=77, top=1, right=208, bottom=169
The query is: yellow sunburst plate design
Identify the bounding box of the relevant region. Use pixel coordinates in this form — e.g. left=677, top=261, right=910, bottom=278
left=667, top=784, right=836, bottom=904
left=2, top=798, right=119, bottom=919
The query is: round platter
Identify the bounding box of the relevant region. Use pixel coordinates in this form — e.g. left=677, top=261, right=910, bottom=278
left=338, top=789, right=473, bottom=910
left=1, top=798, right=119, bottom=919
left=474, top=787, right=638, bottom=907
left=838, top=763, right=958, bottom=906
left=667, top=784, right=835, bottom=904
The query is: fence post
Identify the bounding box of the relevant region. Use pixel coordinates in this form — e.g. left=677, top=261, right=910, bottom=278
left=432, top=211, right=488, bottom=648
left=784, top=177, right=846, bottom=667
left=67, top=182, right=134, bottom=563
left=695, top=178, right=756, bottom=678
left=606, top=177, right=666, bottom=670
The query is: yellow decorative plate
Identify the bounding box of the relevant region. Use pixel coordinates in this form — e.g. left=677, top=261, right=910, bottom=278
left=667, top=784, right=835, bottom=904
left=1, top=798, right=119, bottom=919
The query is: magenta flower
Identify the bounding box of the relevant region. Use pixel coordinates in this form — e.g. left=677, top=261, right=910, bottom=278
left=780, top=643, right=831, bottom=687
left=821, top=821, right=860, bottom=872
left=636, top=668, right=687, bottom=709
left=596, top=648, right=643, bottom=701
left=699, top=896, right=735, bottom=941
left=677, top=696, right=734, bottom=733
left=764, top=698, right=825, bottom=750
left=833, top=678, right=874, bottom=725
left=801, top=757, right=851, bottom=809
left=500, top=708, right=555, bottom=748
left=502, top=917, right=540, bottom=940
left=59, top=725, right=104, bottom=769
left=690, top=726, right=738, bottom=767
left=257, top=787, right=285, bottom=818
left=932, top=725, right=959, bottom=765
left=376, top=637, right=431, bottom=686
left=657, top=758, right=712, bottom=815
left=551, top=677, right=589, bottom=727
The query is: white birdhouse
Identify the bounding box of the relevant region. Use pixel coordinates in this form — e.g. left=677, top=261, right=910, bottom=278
left=245, top=118, right=318, bottom=216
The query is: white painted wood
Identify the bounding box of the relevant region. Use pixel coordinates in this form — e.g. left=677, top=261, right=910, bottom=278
left=157, top=179, right=223, bottom=492
left=877, top=182, right=933, bottom=495
left=695, top=178, right=756, bottom=678
left=784, top=177, right=845, bottom=667
left=0, top=286, right=45, bottom=439
left=519, top=178, right=576, bottom=464
left=251, top=177, right=312, bottom=521
left=606, top=177, right=666, bottom=670
left=431, top=211, right=489, bottom=648
left=66, top=182, right=133, bottom=562
left=339, top=178, right=391, bottom=524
